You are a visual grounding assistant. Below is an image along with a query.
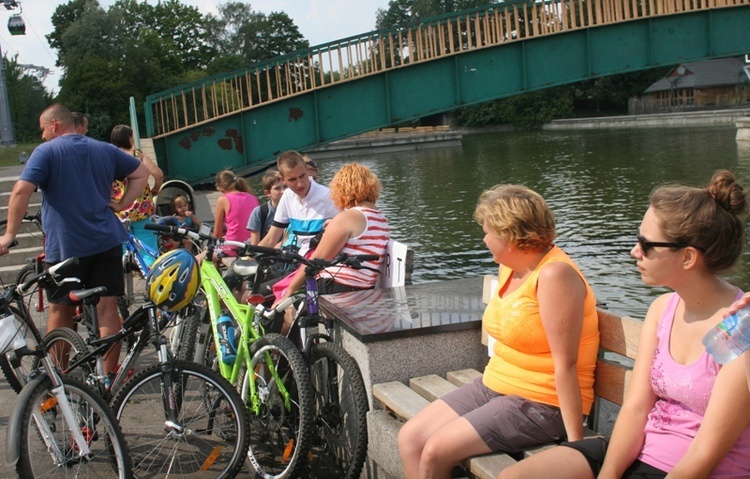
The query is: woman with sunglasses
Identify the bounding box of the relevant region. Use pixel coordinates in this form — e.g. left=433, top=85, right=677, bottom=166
left=498, top=169, right=750, bottom=479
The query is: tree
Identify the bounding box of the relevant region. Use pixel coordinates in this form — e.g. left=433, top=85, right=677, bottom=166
left=204, top=2, right=309, bottom=67
left=375, top=0, right=492, bottom=30
left=4, top=55, right=52, bottom=143
left=456, top=87, right=575, bottom=130
left=49, top=0, right=216, bottom=138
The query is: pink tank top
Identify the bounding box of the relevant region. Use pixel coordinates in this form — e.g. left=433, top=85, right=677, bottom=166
left=638, top=291, right=750, bottom=476
left=223, top=191, right=258, bottom=245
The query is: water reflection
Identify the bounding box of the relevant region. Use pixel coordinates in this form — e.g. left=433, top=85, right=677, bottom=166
left=247, top=126, right=748, bottom=319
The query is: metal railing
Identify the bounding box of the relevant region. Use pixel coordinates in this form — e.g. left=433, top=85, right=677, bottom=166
left=145, top=0, right=749, bottom=137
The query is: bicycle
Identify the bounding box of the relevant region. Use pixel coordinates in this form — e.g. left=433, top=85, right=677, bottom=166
left=0, top=256, right=133, bottom=479
left=151, top=223, right=372, bottom=479
left=145, top=222, right=314, bottom=479
left=10, top=213, right=91, bottom=351
left=240, top=245, right=373, bottom=479
left=42, top=249, right=251, bottom=479
left=119, top=217, right=207, bottom=362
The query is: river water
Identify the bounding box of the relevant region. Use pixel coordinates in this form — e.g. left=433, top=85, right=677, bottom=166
left=249, top=126, right=750, bottom=319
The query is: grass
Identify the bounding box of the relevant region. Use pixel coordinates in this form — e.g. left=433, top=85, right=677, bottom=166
left=0, top=143, right=40, bottom=168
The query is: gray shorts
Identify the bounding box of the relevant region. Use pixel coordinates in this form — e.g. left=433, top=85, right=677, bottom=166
left=441, top=377, right=566, bottom=454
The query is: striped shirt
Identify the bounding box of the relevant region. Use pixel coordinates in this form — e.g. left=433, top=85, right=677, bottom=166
left=318, top=207, right=390, bottom=289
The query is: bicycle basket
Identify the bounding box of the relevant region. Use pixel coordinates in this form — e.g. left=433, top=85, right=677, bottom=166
left=0, top=313, right=26, bottom=354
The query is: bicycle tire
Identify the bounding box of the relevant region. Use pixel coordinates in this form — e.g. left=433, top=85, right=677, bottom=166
left=37, top=327, right=93, bottom=385
left=16, top=263, right=49, bottom=335
left=172, top=291, right=207, bottom=363
left=0, top=303, right=46, bottom=393
left=305, top=341, right=369, bottom=479
left=16, top=374, right=133, bottom=479
left=245, top=333, right=314, bottom=479
left=175, top=306, right=202, bottom=363
left=111, top=360, right=249, bottom=479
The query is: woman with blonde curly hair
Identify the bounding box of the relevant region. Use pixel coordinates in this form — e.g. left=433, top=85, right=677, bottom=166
left=276, top=163, right=390, bottom=314
left=398, top=184, right=599, bottom=479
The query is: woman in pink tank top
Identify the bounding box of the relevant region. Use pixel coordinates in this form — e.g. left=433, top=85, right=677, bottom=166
left=213, top=170, right=259, bottom=260
left=499, top=170, right=750, bottom=479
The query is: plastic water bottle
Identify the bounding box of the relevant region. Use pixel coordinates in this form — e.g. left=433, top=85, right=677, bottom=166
left=216, top=314, right=237, bottom=365
left=702, top=307, right=750, bottom=364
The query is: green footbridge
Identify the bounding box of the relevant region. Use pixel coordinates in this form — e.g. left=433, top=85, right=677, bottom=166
left=144, top=0, right=750, bottom=184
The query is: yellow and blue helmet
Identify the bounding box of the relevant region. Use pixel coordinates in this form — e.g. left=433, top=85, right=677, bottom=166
left=146, top=249, right=200, bottom=312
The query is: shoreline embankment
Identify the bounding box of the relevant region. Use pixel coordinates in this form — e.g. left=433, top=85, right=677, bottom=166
left=543, top=108, right=750, bottom=130
left=306, top=108, right=750, bottom=160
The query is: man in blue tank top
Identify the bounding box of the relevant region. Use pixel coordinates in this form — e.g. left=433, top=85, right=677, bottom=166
left=0, top=104, right=149, bottom=373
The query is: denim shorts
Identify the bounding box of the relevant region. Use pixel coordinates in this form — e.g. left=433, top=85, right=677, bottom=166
left=440, top=377, right=566, bottom=453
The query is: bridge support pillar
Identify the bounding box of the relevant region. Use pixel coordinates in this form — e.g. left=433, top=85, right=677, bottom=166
left=736, top=117, right=750, bottom=141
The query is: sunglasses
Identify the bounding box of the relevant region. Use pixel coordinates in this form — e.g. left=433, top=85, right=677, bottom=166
left=305, top=159, right=318, bottom=169
left=636, top=233, right=688, bottom=257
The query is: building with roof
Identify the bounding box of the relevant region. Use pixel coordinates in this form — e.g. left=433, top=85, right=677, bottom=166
left=629, top=56, right=749, bottom=114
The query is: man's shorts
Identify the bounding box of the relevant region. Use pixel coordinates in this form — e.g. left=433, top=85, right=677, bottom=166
left=560, top=436, right=667, bottom=478
left=45, top=245, right=125, bottom=305
left=440, top=377, right=566, bottom=454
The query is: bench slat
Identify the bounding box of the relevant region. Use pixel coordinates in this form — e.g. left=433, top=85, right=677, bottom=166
left=373, top=381, right=431, bottom=420
left=598, top=309, right=642, bottom=360
left=409, top=374, right=458, bottom=402
left=594, top=359, right=633, bottom=406
left=446, top=368, right=483, bottom=387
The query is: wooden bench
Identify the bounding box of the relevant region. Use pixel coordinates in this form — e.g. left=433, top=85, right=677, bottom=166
left=367, top=275, right=642, bottom=479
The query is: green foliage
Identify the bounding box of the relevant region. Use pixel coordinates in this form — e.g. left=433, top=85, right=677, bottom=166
left=0, top=144, right=41, bottom=167
left=50, top=0, right=218, bottom=138
left=456, top=87, right=575, bottom=129
left=49, top=0, right=310, bottom=137
left=204, top=2, right=309, bottom=65
left=4, top=56, right=52, bottom=143
left=375, top=0, right=493, bottom=30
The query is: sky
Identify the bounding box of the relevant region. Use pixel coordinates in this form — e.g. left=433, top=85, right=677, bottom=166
left=1, top=0, right=391, bottom=95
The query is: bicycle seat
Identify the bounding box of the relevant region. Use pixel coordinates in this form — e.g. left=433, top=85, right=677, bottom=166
left=69, top=286, right=108, bottom=302
left=230, top=258, right=258, bottom=277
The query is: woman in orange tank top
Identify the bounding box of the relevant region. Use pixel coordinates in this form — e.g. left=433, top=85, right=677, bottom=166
left=398, top=184, right=599, bottom=479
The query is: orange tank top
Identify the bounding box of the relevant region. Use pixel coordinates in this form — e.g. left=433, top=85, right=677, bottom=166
left=482, top=246, right=599, bottom=414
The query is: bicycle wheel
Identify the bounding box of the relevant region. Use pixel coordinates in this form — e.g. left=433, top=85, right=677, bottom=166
left=38, top=327, right=93, bottom=385
left=245, top=333, right=314, bottom=479
left=16, top=374, right=132, bottom=478
left=0, top=304, right=45, bottom=393
left=111, top=360, right=249, bottom=479
left=16, top=264, right=49, bottom=334
left=305, top=341, right=368, bottom=479
left=173, top=292, right=208, bottom=363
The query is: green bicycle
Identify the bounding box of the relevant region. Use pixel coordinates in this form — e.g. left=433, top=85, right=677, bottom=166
left=145, top=222, right=314, bottom=479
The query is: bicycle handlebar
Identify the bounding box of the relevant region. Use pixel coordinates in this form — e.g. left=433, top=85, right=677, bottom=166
left=0, top=212, right=42, bottom=229
left=11, top=256, right=80, bottom=297
left=146, top=223, right=381, bottom=272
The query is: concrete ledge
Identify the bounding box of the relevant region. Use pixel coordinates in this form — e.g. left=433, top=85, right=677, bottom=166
left=367, top=410, right=405, bottom=479
left=545, top=108, right=750, bottom=130
left=306, top=132, right=462, bottom=160
left=736, top=117, right=750, bottom=141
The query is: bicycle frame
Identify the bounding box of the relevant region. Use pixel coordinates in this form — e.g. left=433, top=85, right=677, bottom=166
left=1, top=259, right=94, bottom=460
left=199, top=249, right=295, bottom=414
left=121, top=221, right=158, bottom=308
